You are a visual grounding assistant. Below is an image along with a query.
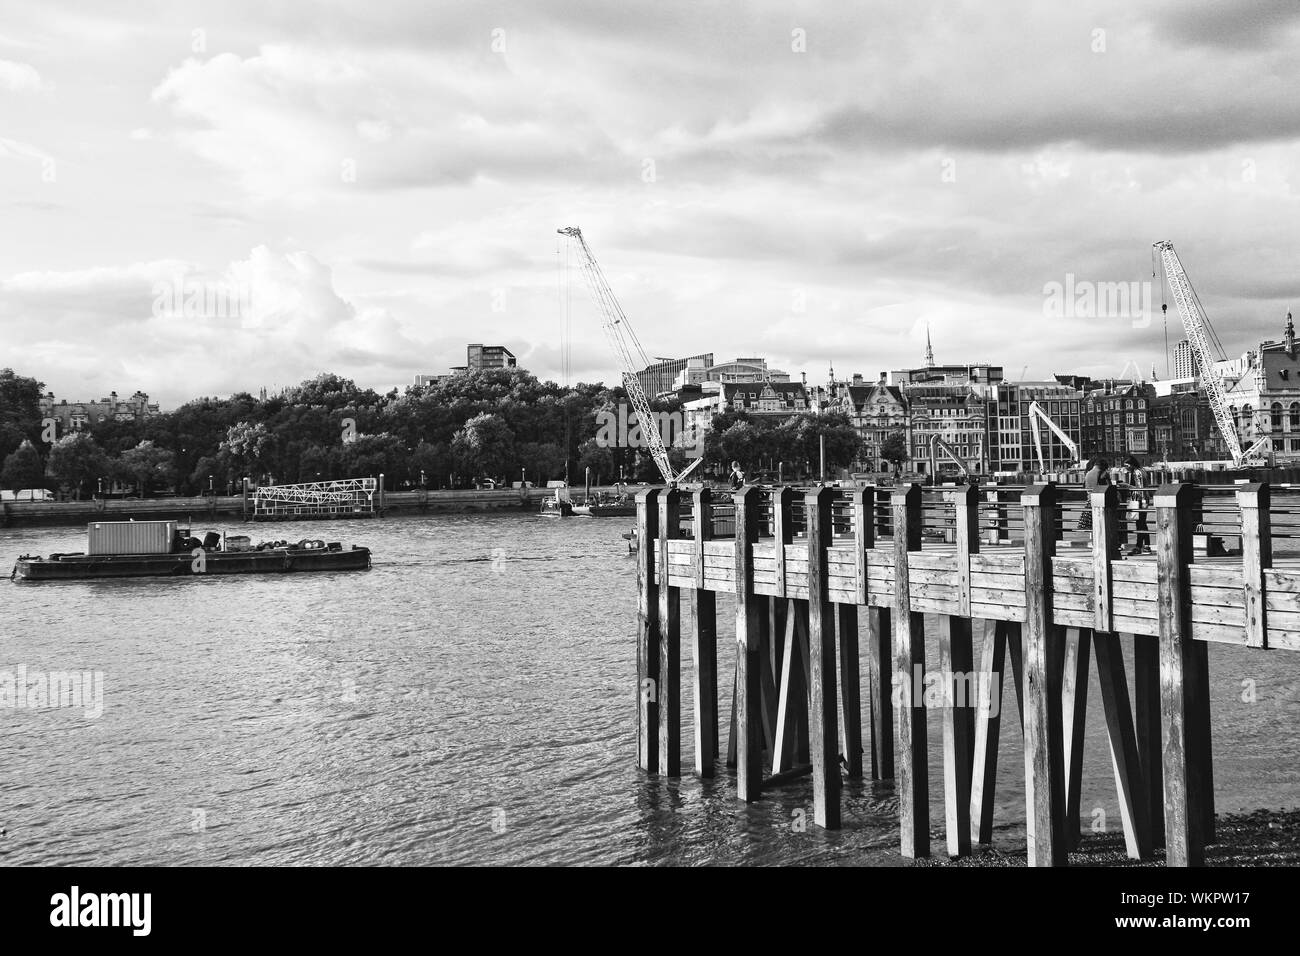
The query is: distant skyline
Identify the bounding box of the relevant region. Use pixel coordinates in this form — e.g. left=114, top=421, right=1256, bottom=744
left=3, top=0, right=1300, bottom=408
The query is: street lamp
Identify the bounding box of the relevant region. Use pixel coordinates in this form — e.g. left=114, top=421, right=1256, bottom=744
left=97, top=477, right=103, bottom=496
left=208, top=475, right=214, bottom=495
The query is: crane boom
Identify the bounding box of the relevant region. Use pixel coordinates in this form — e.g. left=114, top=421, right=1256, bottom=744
left=928, top=435, right=969, bottom=479
left=558, top=226, right=701, bottom=485
left=1027, top=400, right=1080, bottom=476
left=1153, top=241, right=1256, bottom=466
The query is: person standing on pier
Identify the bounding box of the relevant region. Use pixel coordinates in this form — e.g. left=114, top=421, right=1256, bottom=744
left=1077, top=458, right=1110, bottom=544
left=729, top=460, right=746, bottom=490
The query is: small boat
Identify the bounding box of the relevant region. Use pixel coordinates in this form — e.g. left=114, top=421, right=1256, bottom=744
left=572, top=492, right=636, bottom=518
left=11, top=520, right=371, bottom=581
left=539, top=488, right=573, bottom=518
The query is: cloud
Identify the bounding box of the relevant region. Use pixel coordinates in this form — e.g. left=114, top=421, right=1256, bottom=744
left=0, top=57, right=46, bottom=91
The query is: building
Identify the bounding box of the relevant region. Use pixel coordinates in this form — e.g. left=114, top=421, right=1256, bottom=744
left=39, top=391, right=160, bottom=432
left=991, top=381, right=1083, bottom=474
left=888, top=363, right=1004, bottom=390
left=682, top=380, right=812, bottom=447
left=905, top=384, right=991, bottom=477
left=1172, top=339, right=1196, bottom=379
left=828, top=374, right=908, bottom=473
left=1220, top=315, right=1300, bottom=459
left=635, top=353, right=714, bottom=399
left=1080, top=381, right=1155, bottom=463
left=669, top=355, right=790, bottom=392
left=1150, top=384, right=1228, bottom=462
left=416, top=344, right=520, bottom=385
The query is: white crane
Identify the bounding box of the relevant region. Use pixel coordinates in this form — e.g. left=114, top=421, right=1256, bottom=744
left=928, top=435, right=970, bottom=480
left=1027, top=400, right=1081, bottom=476
left=558, top=226, right=702, bottom=485
left=1153, top=241, right=1271, bottom=466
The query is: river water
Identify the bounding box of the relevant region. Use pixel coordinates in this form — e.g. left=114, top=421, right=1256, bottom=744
left=2, top=513, right=1298, bottom=866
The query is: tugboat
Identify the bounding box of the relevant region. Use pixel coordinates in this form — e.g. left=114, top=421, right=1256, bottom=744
left=11, top=520, right=371, bottom=581
left=571, top=483, right=636, bottom=518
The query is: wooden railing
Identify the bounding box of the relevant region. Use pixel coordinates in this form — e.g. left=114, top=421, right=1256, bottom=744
left=634, top=481, right=1299, bottom=867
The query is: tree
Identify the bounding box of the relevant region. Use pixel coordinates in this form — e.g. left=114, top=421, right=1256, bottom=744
left=518, top=441, right=568, bottom=485
left=880, top=431, right=909, bottom=469
left=1, top=439, right=45, bottom=490
left=46, top=432, right=110, bottom=499
left=450, top=413, right=516, bottom=481
left=0, top=368, right=44, bottom=441
left=117, top=440, right=177, bottom=495
left=220, top=421, right=271, bottom=479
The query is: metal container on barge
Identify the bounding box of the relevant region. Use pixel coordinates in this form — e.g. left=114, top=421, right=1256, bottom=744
left=11, top=521, right=371, bottom=581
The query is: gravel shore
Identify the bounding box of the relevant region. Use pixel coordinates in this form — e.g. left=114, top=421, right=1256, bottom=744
left=913, top=808, right=1300, bottom=866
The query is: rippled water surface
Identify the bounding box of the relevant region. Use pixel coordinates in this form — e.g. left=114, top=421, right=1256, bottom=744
left=3, top=513, right=1299, bottom=865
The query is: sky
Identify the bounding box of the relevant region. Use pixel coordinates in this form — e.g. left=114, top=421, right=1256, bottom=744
left=2, top=0, right=1299, bottom=409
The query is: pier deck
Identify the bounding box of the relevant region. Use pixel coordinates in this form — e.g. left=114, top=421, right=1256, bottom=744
left=633, top=481, right=1298, bottom=866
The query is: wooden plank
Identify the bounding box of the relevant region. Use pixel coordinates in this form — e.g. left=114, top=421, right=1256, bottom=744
left=772, top=601, right=805, bottom=774
left=1021, top=483, right=1067, bottom=866
left=772, top=488, right=793, bottom=598
left=733, top=486, right=764, bottom=802
left=971, top=602, right=1027, bottom=623
left=1112, top=596, right=1158, bottom=620
left=1190, top=585, right=1245, bottom=608
left=938, top=615, right=974, bottom=857
left=1187, top=603, right=1245, bottom=628
left=1185, top=565, right=1243, bottom=588
left=1094, top=631, right=1154, bottom=860
left=636, top=489, right=660, bottom=772
left=1050, top=573, right=1095, bottom=597
left=970, top=553, right=1025, bottom=573
left=907, top=552, right=961, bottom=572
left=1062, top=628, right=1091, bottom=850
left=970, top=571, right=1026, bottom=590
left=970, top=620, right=1006, bottom=845
left=1113, top=614, right=1159, bottom=637
left=1262, top=569, right=1300, bottom=594
left=658, top=489, right=682, bottom=777
left=905, top=566, right=959, bottom=586
left=1112, top=562, right=1159, bottom=584
left=1190, top=620, right=1248, bottom=645
left=893, top=484, right=929, bottom=858
left=867, top=607, right=894, bottom=780
left=971, top=586, right=1027, bottom=608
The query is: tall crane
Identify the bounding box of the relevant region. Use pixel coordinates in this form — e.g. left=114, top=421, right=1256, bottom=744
left=558, top=226, right=702, bottom=485
left=1027, top=400, right=1081, bottom=476
left=1152, top=241, right=1270, bottom=466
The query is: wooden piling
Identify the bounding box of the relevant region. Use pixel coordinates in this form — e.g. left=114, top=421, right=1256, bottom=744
left=970, top=619, right=1006, bottom=845
left=657, top=487, right=682, bottom=777
left=867, top=607, right=894, bottom=781
left=938, top=613, right=974, bottom=857
left=691, top=487, right=718, bottom=778
left=1154, top=482, right=1212, bottom=866
left=733, top=485, right=764, bottom=802
left=1093, top=630, right=1153, bottom=860
left=1062, top=627, right=1091, bottom=850
left=806, top=486, right=841, bottom=829
left=635, top=488, right=660, bottom=773
left=892, top=483, right=928, bottom=858
left=1021, top=482, right=1067, bottom=867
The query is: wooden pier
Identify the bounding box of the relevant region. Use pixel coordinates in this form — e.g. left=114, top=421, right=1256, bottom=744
left=633, top=481, right=1300, bottom=867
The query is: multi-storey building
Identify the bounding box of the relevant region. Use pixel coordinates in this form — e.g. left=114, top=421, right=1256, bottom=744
left=633, top=353, right=715, bottom=398
left=1080, top=381, right=1154, bottom=463
left=906, top=384, right=991, bottom=477
left=991, top=381, right=1083, bottom=474
left=828, top=373, right=909, bottom=473
left=1172, top=339, right=1196, bottom=379
left=1220, top=315, right=1300, bottom=459
left=416, top=344, right=520, bottom=385
left=39, top=390, right=159, bottom=432
left=1150, top=383, right=1229, bottom=461
left=669, top=355, right=790, bottom=392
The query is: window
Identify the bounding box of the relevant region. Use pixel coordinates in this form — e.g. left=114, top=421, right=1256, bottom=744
left=1126, top=413, right=1134, bottom=424
left=1291, top=403, right=1300, bottom=429
left=1272, top=402, right=1284, bottom=429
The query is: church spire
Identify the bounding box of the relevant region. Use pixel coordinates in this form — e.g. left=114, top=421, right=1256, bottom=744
left=924, top=324, right=935, bottom=367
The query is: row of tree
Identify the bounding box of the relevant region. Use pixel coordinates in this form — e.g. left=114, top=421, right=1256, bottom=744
left=0, top=367, right=877, bottom=498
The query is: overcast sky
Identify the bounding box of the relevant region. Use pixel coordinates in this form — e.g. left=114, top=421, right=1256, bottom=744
left=2, top=0, right=1299, bottom=408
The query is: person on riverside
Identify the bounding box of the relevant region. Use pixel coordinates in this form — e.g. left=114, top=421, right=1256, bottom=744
left=729, top=460, right=746, bottom=490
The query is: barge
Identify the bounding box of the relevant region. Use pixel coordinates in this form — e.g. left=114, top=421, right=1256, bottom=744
left=11, top=520, right=371, bottom=581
